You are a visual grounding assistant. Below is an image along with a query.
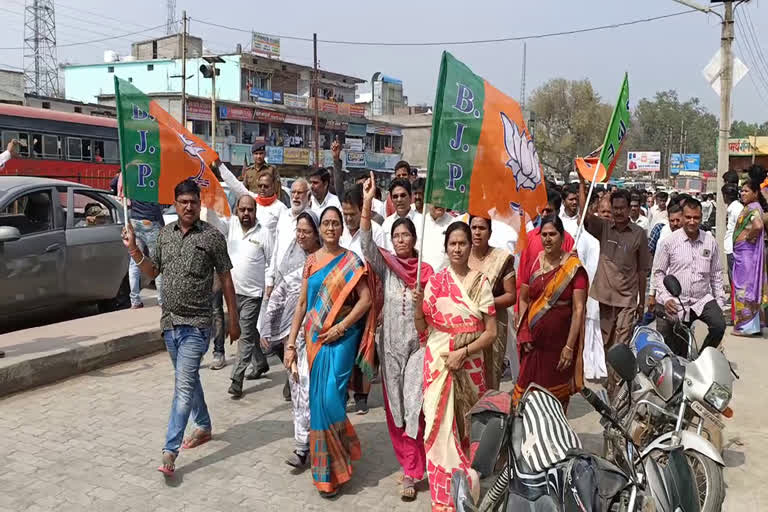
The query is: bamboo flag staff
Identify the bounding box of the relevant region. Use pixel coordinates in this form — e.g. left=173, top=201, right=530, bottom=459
left=416, top=51, right=548, bottom=287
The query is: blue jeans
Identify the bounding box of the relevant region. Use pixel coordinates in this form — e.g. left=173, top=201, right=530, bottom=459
left=129, top=219, right=163, bottom=307
left=163, top=326, right=212, bottom=455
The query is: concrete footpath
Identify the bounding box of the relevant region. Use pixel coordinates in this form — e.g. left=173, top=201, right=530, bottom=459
left=0, top=306, right=162, bottom=397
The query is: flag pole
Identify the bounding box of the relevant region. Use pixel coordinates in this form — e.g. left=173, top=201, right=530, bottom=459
left=574, top=160, right=601, bottom=246
left=114, top=75, right=130, bottom=226
left=416, top=199, right=429, bottom=287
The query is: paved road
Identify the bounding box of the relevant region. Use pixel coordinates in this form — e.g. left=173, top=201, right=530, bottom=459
left=0, top=328, right=763, bottom=511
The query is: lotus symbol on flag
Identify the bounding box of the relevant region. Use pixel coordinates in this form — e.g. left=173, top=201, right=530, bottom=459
left=501, top=112, right=541, bottom=191
left=178, top=132, right=210, bottom=187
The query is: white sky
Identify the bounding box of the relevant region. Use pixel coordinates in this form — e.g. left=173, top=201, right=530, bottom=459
left=1, top=0, right=767, bottom=122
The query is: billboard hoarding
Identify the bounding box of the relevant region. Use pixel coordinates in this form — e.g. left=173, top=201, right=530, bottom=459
left=627, top=151, right=661, bottom=172
left=252, top=32, right=280, bottom=58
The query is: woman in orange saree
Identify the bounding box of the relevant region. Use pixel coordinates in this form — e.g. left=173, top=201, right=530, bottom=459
left=414, top=222, right=497, bottom=512
left=514, top=215, right=587, bottom=411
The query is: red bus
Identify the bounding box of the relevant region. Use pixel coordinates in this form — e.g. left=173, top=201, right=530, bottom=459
left=0, top=104, right=119, bottom=190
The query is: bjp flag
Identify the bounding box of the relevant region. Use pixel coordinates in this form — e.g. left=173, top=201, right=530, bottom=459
left=424, top=52, right=546, bottom=250
left=114, top=77, right=230, bottom=217
left=575, top=73, right=630, bottom=183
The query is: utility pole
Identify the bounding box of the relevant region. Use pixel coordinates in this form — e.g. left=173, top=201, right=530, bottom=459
left=312, top=33, right=320, bottom=167
left=673, top=0, right=735, bottom=283
left=181, top=10, right=187, bottom=126
left=520, top=42, right=527, bottom=110
left=716, top=1, right=734, bottom=278
left=211, top=64, right=217, bottom=147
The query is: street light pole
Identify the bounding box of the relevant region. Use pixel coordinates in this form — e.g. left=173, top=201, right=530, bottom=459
left=181, top=10, right=187, bottom=126
left=716, top=1, right=734, bottom=280
left=211, top=62, right=217, bottom=148
left=673, top=0, right=733, bottom=282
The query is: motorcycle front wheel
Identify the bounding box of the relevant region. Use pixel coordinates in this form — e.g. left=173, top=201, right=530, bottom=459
left=685, top=451, right=725, bottom=512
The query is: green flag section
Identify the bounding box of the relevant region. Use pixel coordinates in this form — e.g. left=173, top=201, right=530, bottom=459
left=576, top=73, right=630, bottom=183
left=114, top=76, right=230, bottom=216
left=425, top=52, right=546, bottom=233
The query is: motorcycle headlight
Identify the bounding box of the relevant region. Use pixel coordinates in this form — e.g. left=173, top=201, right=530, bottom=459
left=704, top=382, right=731, bottom=412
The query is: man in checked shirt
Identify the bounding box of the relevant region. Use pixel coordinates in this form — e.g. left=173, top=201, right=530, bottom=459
left=653, top=197, right=727, bottom=358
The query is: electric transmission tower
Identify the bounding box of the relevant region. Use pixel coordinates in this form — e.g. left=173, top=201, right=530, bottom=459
left=23, top=0, right=61, bottom=97
left=166, top=0, right=178, bottom=34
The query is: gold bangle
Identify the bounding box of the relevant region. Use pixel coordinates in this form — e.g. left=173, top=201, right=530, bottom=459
left=135, top=254, right=145, bottom=266
left=285, top=346, right=296, bottom=351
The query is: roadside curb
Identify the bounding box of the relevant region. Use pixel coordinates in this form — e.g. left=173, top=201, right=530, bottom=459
left=0, top=323, right=163, bottom=398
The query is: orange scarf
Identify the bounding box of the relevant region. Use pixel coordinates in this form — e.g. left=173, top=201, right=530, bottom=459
left=255, top=194, right=278, bottom=207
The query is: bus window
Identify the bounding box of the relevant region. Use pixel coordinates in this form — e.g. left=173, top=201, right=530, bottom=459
left=42, top=135, right=59, bottom=158
left=81, top=139, right=92, bottom=161
left=1, top=131, right=29, bottom=157
left=67, top=137, right=82, bottom=161
left=30, top=134, right=41, bottom=157
left=103, top=140, right=118, bottom=163
left=93, top=140, right=105, bottom=162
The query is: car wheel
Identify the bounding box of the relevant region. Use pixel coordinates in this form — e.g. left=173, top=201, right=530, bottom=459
left=97, top=274, right=131, bottom=313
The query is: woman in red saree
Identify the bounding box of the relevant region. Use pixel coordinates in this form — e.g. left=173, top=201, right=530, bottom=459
left=414, top=222, right=497, bottom=512
left=514, top=215, right=587, bottom=411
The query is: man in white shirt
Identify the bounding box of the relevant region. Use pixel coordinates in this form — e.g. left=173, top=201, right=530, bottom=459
left=422, top=205, right=454, bottom=271
left=559, top=183, right=580, bottom=236
left=309, top=167, right=341, bottom=217
left=630, top=194, right=649, bottom=231
left=722, top=184, right=742, bottom=286
left=265, top=179, right=311, bottom=298
left=647, top=203, right=683, bottom=312
left=248, top=167, right=286, bottom=236
left=647, top=191, right=669, bottom=233
left=0, top=139, right=18, bottom=169
left=226, top=195, right=274, bottom=398
left=382, top=178, right=423, bottom=252
left=340, top=184, right=386, bottom=260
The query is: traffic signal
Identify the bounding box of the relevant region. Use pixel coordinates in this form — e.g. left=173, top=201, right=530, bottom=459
left=199, top=64, right=220, bottom=78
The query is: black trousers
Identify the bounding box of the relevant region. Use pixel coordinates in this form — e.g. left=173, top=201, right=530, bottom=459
left=654, top=300, right=725, bottom=358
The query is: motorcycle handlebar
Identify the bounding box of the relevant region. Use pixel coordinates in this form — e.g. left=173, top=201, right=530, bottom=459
left=581, top=388, right=613, bottom=419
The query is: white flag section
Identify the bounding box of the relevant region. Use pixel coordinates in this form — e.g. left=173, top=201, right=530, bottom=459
left=702, top=48, right=748, bottom=97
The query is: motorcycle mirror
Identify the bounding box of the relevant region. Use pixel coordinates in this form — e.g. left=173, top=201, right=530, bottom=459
left=663, top=275, right=682, bottom=298
left=450, top=471, right=477, bottom=512
left=606, top=344, right=637, bottom=382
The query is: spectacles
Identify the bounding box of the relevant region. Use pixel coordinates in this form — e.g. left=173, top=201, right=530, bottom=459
left=296, top=228, right=315, bottom=238
left=321, top=220, right=342, bottom=228
left=291, top=189, right=308, bottom=196
left=392, top=233, right=413, bottom=241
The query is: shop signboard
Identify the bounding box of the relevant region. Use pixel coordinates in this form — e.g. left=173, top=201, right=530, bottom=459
left=626, top=151, right=661, bottom=172
left=219, top=106, right=254, bottom=121
left=346, top=138, right=364, bottom=151
left=670, top=153, right=683, bottom=176
left=284, top=114, right=312, bottom=126
left=250, top=88, right=274, bottom=103
left=349, top=104, right=366, bottom=118
left=273, top=92, right=283, bottom=104
left=252, top=32, right=280, bottom=58
left=309, top=98, right=367, bottom=118
left=266, top=146, right=284, bottom=165
left=284, top=147, right=311, bottom=165
left=284, top=93, right=308, bottom=109
left=230, top=143, right=253, bottom=166
left=345, top=150, right=366, bottom=168
left=367, top=124, right=403, bottom=136
left=366, top=152, right=402, bottom=171
left=186, top=99, right=211, bottom=121
left=253, top=109, right=286, bottom=123
left=346, top=123, right=367, bottom=137
left=324, top=119, right=348, bottom=131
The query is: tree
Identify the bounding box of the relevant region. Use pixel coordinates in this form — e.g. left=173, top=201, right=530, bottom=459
left=529, top=78, right=611, bottom=180
left=630, top=91, right=718, bottom=173
left=730, top=120, right=768, bottom=138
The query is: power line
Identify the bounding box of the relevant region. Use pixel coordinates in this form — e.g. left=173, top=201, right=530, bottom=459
left=0, top=22, right=173, bottom=50
left=192, top=9, right=701, bottom=47
left=741, top=8, right=768, bottom=82
left=54, top=0, right=150, bottom=31
left=733, top=11, right=768, bottom=108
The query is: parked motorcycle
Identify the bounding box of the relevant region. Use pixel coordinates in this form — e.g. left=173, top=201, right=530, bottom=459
left=451, top=383, right=699, bottom=512
left=603, top=275, right=736, bottom=512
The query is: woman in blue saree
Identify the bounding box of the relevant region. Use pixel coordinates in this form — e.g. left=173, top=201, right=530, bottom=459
left=284, top=206, right=375, bottom=498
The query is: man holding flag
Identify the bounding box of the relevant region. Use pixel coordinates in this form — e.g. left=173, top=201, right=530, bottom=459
left=114, top=77, right=239, bottom=475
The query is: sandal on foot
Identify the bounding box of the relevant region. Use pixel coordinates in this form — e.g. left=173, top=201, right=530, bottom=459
left=157, top=451, right=176, bottom=477
left=319, top=490, right=338, bottom=499
left=285, top=450, right=308, bottom=469
left=182, top=428, right=212, bottom=449
left=400, top=476, right=417, bottom=501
